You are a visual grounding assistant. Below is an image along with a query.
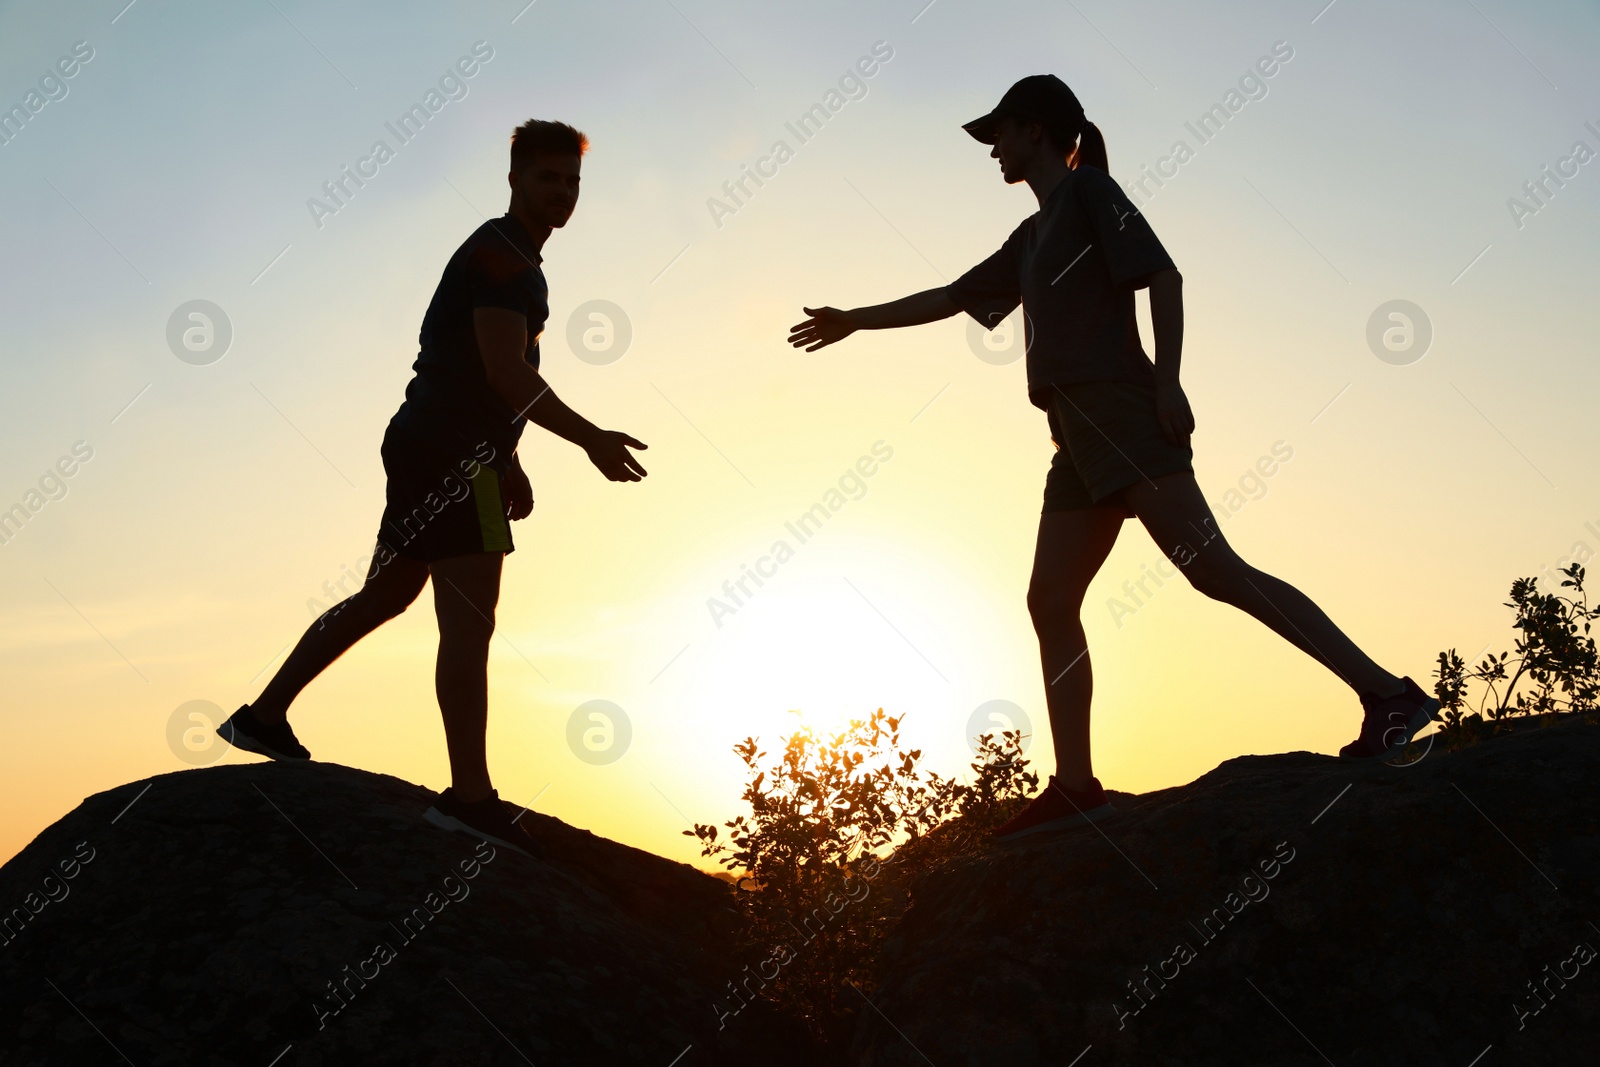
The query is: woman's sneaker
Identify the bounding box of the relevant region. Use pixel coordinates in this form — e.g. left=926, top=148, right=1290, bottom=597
left=217, top=704, right=311, bottom=762
left=423, top=787, right=543, bottom=859
left=1339, top=676, right=1441, bottom=760
left=992, top=775, right=1115, bottom=842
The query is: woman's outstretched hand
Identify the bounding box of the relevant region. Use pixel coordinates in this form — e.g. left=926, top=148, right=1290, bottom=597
left=1155, top=379, right=1195, bottom=448
left=788, top=306, right=857, bottom=351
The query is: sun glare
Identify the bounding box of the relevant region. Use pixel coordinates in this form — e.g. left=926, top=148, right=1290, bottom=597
left=674, top=545, right=1015, bottom=763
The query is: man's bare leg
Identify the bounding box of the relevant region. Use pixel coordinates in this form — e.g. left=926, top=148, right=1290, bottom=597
left=252, top=540, right=429, bottom=725
left=428, top=550, right=503, bottom=804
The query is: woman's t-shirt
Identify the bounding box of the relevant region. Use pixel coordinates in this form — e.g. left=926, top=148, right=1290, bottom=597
left=948, top=167, right=1176, bottom=410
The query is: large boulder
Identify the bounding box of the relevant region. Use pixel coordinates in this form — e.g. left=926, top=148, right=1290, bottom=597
left=852, top=716, right=1600, bottom=1065
left=0, top=760, right=812, bottom=1066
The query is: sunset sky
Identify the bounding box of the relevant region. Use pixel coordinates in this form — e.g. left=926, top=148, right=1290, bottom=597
left=2, top=0, right=1597, bottom=870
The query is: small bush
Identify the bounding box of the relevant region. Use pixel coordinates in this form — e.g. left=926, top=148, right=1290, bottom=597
left=1435, top=563, right=1599, bottom=748
left=687, top=707, right=1035, bottom=1047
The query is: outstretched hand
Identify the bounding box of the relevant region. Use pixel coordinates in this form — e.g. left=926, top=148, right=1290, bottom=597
left=788, top=306, right=857, bottom=352
left=584, top=429, right=649, bottom=482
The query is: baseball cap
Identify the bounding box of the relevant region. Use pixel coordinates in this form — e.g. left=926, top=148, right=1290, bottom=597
left=962, top=74, right=1085, bottom=144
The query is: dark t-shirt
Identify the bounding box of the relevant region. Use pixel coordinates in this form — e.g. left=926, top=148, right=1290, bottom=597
left=948, top=167, right=1176, bottom=410
left=388, top=213, right=549, bottom=473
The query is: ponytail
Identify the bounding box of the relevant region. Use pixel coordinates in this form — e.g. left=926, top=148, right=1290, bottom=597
left=1068, top=119, right=1108, bottom=174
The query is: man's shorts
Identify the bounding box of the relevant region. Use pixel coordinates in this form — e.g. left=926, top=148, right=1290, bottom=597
left=1042, top=380, right=1194, bottom=513
left=376, top=421, right=515, bottom=563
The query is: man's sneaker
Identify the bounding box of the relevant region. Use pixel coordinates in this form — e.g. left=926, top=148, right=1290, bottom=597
left=1339, top=676, right=1442, bottom=760
left=423, top=787, right=543, bottom=860
left=992, top=775, right=1115, bottom=842
left=217, top=704, right=311, bottom=762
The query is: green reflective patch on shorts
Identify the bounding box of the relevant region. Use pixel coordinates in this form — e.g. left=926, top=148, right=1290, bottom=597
left=471, top=465, right=513, bottom=552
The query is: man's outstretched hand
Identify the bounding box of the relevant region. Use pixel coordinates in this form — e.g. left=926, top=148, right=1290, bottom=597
left=788, top=306, right=857, bottom=352
left=584, top=429, right=649, bottom=482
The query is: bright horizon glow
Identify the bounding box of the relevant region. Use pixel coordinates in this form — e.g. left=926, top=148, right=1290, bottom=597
left=2, top=0, right=1598, bottom=870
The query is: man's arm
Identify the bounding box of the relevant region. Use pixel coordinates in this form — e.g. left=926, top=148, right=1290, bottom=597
left=788, top=287, right=959, bottom=351
left=475, top=307, right=647, bottom=481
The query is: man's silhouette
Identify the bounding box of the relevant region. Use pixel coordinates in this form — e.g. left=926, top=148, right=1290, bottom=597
left=220, top=119, right=647, bottom=857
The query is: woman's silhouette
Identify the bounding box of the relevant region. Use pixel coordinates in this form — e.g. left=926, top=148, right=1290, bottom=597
left=789, top=75, right=1439, bottom=841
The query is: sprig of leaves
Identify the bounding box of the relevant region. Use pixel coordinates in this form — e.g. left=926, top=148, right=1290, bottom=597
left=687, top=708, right=1035, bottom=1046
left=1435, top=563, right=1599, bottom=746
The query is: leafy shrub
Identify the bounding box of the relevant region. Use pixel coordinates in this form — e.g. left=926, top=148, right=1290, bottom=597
left=687, top=707, right=1036, bottom=1047
left=1435, top=564, right=1599, bottom=748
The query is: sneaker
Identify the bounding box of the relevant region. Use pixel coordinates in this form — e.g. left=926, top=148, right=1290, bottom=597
left=1339, top=676, right=1442, bottom=760
left=218, top=704, right=311, bottom=762
left=992, top=775, right=1116, bottom=842
left=423, top=787, right=543, bottom=859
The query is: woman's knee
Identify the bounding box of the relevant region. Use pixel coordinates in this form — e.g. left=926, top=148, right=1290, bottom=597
left=1181, top=552, right=1248, bottom=603
left=1027, top=574, right=1089, bottom=627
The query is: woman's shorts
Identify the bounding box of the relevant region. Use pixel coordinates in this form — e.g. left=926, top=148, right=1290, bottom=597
left=1042, top=380, right=1194, bottom=512
left=375, top=422, right=515, bottom=563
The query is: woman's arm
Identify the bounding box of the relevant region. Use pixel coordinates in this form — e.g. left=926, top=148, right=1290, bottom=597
left=1147, top=268, right=1183, bottom=384
left=788, top=287, right=959, bottom=351
left=1145, top=268, right=1194, bottom=447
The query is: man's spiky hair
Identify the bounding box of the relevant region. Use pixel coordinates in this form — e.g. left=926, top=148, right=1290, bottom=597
left=510, top=119, right=588, bottom=173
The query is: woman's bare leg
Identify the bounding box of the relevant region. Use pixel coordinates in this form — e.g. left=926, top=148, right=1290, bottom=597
left=1120, top=472, right=1402, bottom=698
left=1027, top=506, right=1126, bottom=791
